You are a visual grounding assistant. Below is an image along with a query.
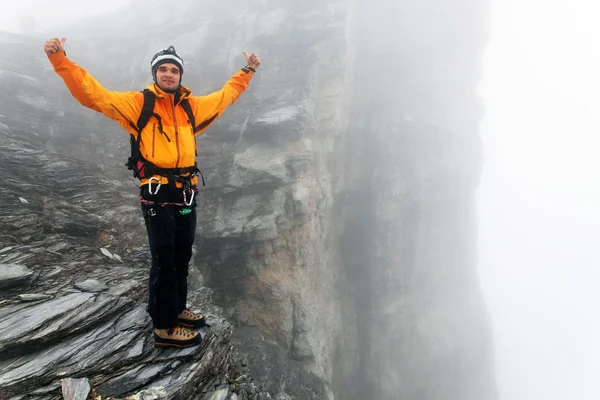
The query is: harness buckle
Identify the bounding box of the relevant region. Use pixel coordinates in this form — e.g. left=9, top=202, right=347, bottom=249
left=148, top=177, right=161, bottom=195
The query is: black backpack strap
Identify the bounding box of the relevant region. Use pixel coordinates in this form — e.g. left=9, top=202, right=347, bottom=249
left=126, top=89, right=156, bottom=177
left=132, top=89, right=156, bottom=153
left=181, top=97, right=199, bottom=156
left=180, top=100, right=207, bottom=187
left=194, top=162, right=206, bottom=187
left=180, top=98, right=196, bottom=131
left=194, top=113, right=219, bottom=133
left=137, top=89, right=156, bottom=132
left=181, top=99, right=219, bottom=134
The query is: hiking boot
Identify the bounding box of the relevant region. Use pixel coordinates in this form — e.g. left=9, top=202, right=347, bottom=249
left=153, top=326, right=201, bottom=348
left=178, top=309, right=207, bottom=329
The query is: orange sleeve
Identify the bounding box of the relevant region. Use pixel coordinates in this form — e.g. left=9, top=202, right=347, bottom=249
left=48, top=51, right=143, bottom=133
left=189, top=68, right=254, bottom=136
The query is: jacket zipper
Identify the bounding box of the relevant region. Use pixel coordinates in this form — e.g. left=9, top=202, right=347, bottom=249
left=173, top=97, right=180, bottom=168
left=152, top=123, right=156, bottom=158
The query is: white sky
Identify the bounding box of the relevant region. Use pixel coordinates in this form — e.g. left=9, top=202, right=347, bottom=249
left=0, top=0, right=130, bottom=33
left=1, top=1, right=599, bottom=399
left=478, top=0, right=600, bottom=399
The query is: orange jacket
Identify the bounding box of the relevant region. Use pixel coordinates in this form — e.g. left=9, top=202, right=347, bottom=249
left=48, top=51, right=254, bottom=188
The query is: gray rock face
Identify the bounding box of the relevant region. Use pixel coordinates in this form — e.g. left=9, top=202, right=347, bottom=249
left=74, top=279, right=108, bottom=292
left=18, top=293, right=54, bottom=302
left=231, top=327, right=330, bottom=400
left=0, top=94, right=268, bottom=399
left=0, top=0, right=496, bottom=399
left=61, top=378, right=91, bottom=400
left=0, top=264, right=33, bottom=289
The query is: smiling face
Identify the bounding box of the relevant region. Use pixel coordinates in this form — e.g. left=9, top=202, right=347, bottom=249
left=155, top=63, right=181, bottom=92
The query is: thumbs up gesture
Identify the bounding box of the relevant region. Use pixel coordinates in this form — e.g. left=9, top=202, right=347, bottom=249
left=242, top=51, right=261, bottom=69
left=44, top=37, right=67, bottom=55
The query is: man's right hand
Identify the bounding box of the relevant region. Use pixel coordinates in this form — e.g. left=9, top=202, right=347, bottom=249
left=44, top=38, right=67, bottom=55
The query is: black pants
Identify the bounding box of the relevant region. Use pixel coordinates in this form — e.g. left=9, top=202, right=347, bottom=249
left=141, top=186, right=197, bottom=329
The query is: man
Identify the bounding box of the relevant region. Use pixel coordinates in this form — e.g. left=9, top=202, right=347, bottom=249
left=44, top=37, right=261, bottom=348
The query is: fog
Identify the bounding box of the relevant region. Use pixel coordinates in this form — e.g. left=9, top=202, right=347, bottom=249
left=1, top=0, right=599, bottom=399
left=479, top=0, right=600, bottom=399
left=0, top=0, right=131, bottom=33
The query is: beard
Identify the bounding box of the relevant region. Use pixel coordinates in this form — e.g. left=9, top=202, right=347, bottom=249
left=157, top=82, right=179, bottom=93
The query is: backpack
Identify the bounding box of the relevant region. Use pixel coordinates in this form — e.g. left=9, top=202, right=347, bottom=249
left=125, top=89, right=206, bottom=186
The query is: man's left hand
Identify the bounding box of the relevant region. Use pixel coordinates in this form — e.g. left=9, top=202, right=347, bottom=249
left=242, top=51, right=261, bottom=69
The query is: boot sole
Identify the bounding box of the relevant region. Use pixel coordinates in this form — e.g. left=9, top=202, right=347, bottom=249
left=153, top=334, right=202, bottom=349
left=153, top=340, right=201, bottom=349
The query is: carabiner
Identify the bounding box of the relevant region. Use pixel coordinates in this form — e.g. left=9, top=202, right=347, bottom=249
left=148, top=177, right=161, bottom=195
left=183, top=188, right=195, bottom=206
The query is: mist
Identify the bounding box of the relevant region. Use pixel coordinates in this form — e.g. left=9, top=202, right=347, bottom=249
left=478, top=0, right=600, bottom=399
left=0, top=0, right=131, bottom=34
left=1, top=0, right=598, bottom=399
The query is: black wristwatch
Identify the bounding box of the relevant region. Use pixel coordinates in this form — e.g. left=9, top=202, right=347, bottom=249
left=243, top=65, right=256, bottom=73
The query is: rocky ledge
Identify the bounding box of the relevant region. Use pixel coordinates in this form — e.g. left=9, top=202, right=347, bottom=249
left=0, top=125, right=270, bottom=400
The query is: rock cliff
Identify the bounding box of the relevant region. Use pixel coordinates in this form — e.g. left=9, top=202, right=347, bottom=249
left=0, top=1, right=496, bottom=399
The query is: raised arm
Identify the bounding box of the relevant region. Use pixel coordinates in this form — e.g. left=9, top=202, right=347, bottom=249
left=189, top=51, right=261, bottom=136
left=44, top=38, right=143, bottom=133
